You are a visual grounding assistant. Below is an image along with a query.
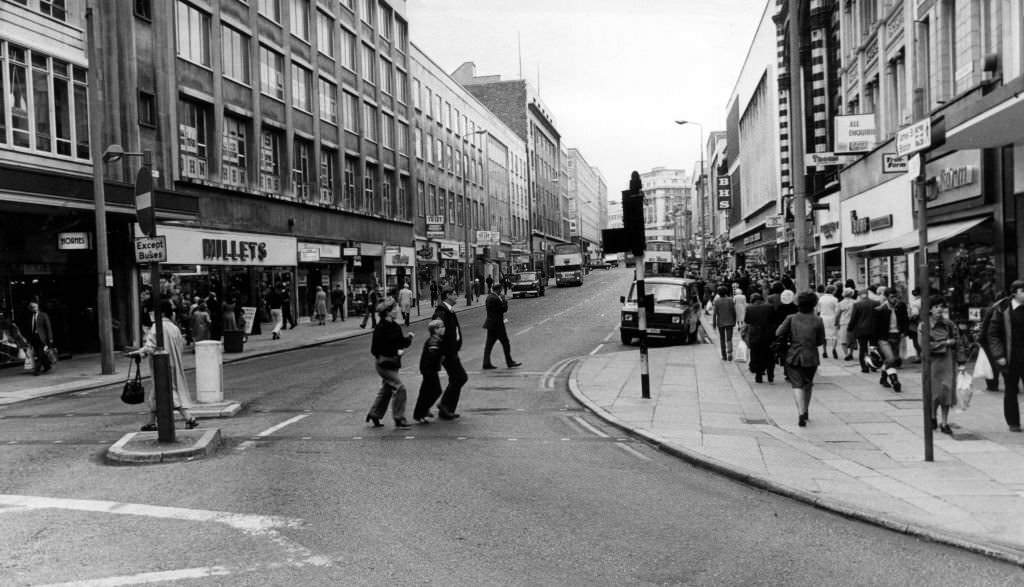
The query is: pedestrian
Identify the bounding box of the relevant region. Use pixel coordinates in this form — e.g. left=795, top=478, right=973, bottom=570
left=359, top=286, right=380, bottom=329
left=776, top=291, right=825, bottom=427
left=712, top=285, right=737, bottom=361
left=429, top=280, right=439, bottom=307
left=413, top=319, right=446, bottom=423
left=847, top=288, right=878, bottom=373
left=817, top=284, right=840, bottom=359
left=268, top=284, right=284, bottom=340
left=744, top=293, right=776, bottom=383
left=331, top=284, right=346, bottom=322
left=0, top=310, right=30, bottom=366
left=282, top=281, right=297, bottom=329
left=907, top=287, right=922, bottom=360
left=985, top=280, right=1024, bottom=432
left=427, top=285, right=468, bottom=420
left=132, top=300, right=199, bottom=431
left=485, top=274, right=494, bottom=293
left=207, top=292, right=222, bottom=340
left=314, top=285, right=328, bottom=325
left=398, top=281, right=414, bottom=326
left=188, top=301, right=212, bottom=342
left=835, top=287, right=857, bottom=361
left=980, top=291, right=1008, bottom=392
left=922, top=295, right=962, bottom=435
left=26, top=301, right=54, bottom=375
left=872, top=288, right=909, bottom=392
left=732, top=284, right=747, bottom=338
left=221, top=295, right=239, bottom=332
left=365, top=298, right=415, bottom=429
left=482, top=283, right=522, bottom=370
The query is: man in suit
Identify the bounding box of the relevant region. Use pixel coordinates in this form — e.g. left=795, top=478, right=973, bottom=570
left=847, top=288, right=879, bottom=374
left=28, top=301, right=54, bottom=375
left=431, top=285, right=469, bottom=420
left=986, top=280, right=1024, bottom=432
left=482, top=283, right=522, bottom=370
left=872, top=288, right=909, bottom=392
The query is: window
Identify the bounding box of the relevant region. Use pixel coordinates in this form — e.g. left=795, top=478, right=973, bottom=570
left=316, top=11, right=334, bottom=57
left=134, top=0, right=152, bottom=20
left=340, top=28, right=356, bottom=71
left=434, top=95, right=442, bottom=124
left=445, top=102, right=451, bottom=130
left=413, top=78, right=421, bottom=109
left=361, top=44, right=376, bottom=84
left=449, top=192, right=456, bottom=224
left=362, top=103, right=377, bottom=142
left=291, top=63, right=312, bottom=111
left=176, top=2, right=211, bottom=66
left=290, top=0, right=309, bottom=40
left=435, top=138, right=443, bottom=166
left=178, top=98, right=208, bottom=179
left=429, top=185, right=438, bottom=216
left=424, top=86, right=433, bottom=117
left=397, top=122, right=408, bottom=155
left=73, top=65, right=88, bottom=158
left=341, top=0, right=354, bottom=11
left=395, top=17, right=408, bottom=53
left=319, top=148, right=336, bottom=204
left=362, top=164, right=376, bottom=213
left=318, top=78, right=337, bottom=123
left=39, top=0, right=66, bottom=21
left=380, top=112, right=393, bottom=149
left=413, top=127, right=422, bottom=158
left=397, top=176, right=408, bottom=220
left=361, top=0, right=375, bottom=26
left=32, top=54, right=50, bottom=152
left=222, top=116, right=248, bottom=187
left=343, top=156, right=357, bottom=209
left=446, top=145, right=453, bottom=172
left=453, top=107, right=460, bottom=135
left=222, top=26, right=250, bottom=83
left=293, top=138, right=312, bottom=199
left=259, top=46, right=284, bottom=99
left=379, top=57, right=392, bottom=94
left=378, top=2, right=393, bottom=40
left=424, top=131, right=432, bottom=163
left=382, top=172, right=393, bottom=217
left=416, top=181, right=425, bottom=217
left=138, top=91, right=156, bottom=127
left=259, top=0, right=281, bottom=22
left=259, top=129, right=282, bottom=194
left=342, top=92, right=358, bottom=132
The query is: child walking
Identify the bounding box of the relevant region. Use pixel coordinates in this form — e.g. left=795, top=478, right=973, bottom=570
left=412, top=319, right=445, bottom=424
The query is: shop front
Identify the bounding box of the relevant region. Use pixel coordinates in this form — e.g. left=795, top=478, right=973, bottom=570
left=144, top=224, right=297, bottom=335
left=414, top=239, right=440, bottom=302
left=810, top=192, right=842, bottom=287
left=296, top=241, right=346, bottom=318
left=437, top=239, right=465, bottom=292
left=731, top=225, right=778, bottom=276
left=383, top=245, right=415, bottom=294
left=350, top=242, right=383, bottom=301
left=840, top=175, right=913, bottom=291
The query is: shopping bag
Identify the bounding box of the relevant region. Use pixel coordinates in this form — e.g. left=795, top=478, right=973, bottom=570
left=957, top=368, right=974, bottom=411
left=734, top=339, right=749, bottom=363
left=23, top=353, right=34, bottom=371
left=17, top=347, right=26, bottom=360
left=901, top=336, right=918, bottom=361
left=972, top=347, right=994, bottom=381
left=46, top=347, right=58, bottom=365
left=121, top=356, right=145, bottom=405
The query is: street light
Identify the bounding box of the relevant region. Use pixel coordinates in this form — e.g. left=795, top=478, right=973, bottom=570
left=675, top=120, right=705, bottom=277
left=462, top=129, right=488, bottom=305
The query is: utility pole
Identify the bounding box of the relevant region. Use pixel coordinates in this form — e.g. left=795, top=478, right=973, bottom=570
left=912, top=24, right=934, bottom=462
left=787, top=0, right=810, bottom=291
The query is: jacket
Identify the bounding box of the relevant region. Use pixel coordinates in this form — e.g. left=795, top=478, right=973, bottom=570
left=777, top=313, right=825, bottom=368
left=846, top=298, right=877, bottom=337
left=986, top=298, right=1022, bottom=367
left=431, top=302, right=463, bottom=355
left=482, top=292, right=508, bottom=332
left=419, top=333, right=444, bottom=374
left=743, top=302, right=775, bottom=345
left=979, top=297, right=1009, bottom=356
left=30, top=311, right=53, bottom=345
left=370, top=320, right=412, bottom=366
left=712, top=296, right=737, bottom=328
left=871, top=301, right=909, bottom=342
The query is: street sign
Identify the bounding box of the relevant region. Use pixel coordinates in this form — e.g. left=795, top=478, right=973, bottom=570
left=882, top=153, right=908, bottom=173
left=134, top=235, right=167, bottom=263
left=299, top=247, right=320, bottom=262
left=804, top=152, right=854, bottom=167
left=425, top=215, right=444, bottom=225
left=716, top=176, right=731, bottom=210
left=834, top=114, right=877, bottom=153
left=134, top=165, right=156, bottom=237
left=896, top=119, right=931, bottom=156
left=765, top=215, right=783, bottom=228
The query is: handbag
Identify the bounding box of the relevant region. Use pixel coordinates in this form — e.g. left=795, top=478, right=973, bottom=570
left=46, top=347, right=58, bottom=364
left=769, top=317, right=791, bottom=364
left=121, top=356, right=145, bottom=405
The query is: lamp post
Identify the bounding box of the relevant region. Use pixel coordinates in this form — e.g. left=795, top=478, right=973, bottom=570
left=675, top=120, right=705, bottom=276
left=462, top=129, right=488, bottom=305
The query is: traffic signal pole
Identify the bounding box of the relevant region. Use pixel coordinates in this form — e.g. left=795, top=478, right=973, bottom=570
left=636, top=254, right=650, bottom=399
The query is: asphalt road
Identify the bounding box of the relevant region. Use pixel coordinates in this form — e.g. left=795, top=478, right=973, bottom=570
left=1, top=267, right=1023, bottom=586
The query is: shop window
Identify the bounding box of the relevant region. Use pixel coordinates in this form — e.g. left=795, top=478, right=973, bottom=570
left=319, top=148, right=335, bottom=204
left=316, top=10, right=334, bottom=57
left=138, top=91, right=156, bottom=127
left=176, top=1, right=211, bottom=66
left=343, top=156, right=357, bottom=209
left=259, top=128, right=282, bottom=194
left=178, top=98, right=208, bottom=179
left=222, top=115, right=248, bottom=187
left=291, top=63, right=311, bottom=112
left=342, top=91, right=358, bottom=132
left=292, top=138, right=312, bottom=200
left=259, top=45, right=284, bottom=100
left=318, top=78, right=337, bottom=123
left=290, top=0, right=310, bottom=41
left=222, top=25, right=251, bottom=84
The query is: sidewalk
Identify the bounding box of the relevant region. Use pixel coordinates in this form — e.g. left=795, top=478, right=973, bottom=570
left=570, top=312, right=1024, bottom=565
left=0, top=295, right=485, bottom=407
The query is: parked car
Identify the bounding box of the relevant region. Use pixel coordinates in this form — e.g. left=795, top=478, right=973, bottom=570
left=510, top=271, right=546, bottom=298
left=619, top=276, right=700, bottom=345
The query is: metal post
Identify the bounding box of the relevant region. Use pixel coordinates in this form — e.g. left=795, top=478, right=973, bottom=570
left=85, top=7, right=116, bottom=375
left=463, top=168, right=472, bottom=305
left=912, top=25, right=933, bottom=461
left=637, top=252, right=650, bottom=399
left=788, top=0, right=810, bottom=291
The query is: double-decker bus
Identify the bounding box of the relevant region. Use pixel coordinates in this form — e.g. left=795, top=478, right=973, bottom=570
left=644, top=240, right=675, bottom=276
left=553, top=243, right=584, bottom=286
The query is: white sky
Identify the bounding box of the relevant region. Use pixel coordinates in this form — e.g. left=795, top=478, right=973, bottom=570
left=407, top=0, right=768, bottom=199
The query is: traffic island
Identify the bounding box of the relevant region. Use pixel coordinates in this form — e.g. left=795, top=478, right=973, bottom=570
left=105, top=428, right=222, bottom=465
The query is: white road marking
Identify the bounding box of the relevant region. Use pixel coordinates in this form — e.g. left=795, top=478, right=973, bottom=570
left=571, top=415, right=610, bottom=438
left=589, top=344, right=603, bottom=356
left=237, top=414, right=309, bottom=451
left=615, top=442, right=652, bottom=461
left=603, top=330, right=616, bottom=342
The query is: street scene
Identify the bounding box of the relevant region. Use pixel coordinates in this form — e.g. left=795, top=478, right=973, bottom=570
left=4, top=0, right=1024, bottom=584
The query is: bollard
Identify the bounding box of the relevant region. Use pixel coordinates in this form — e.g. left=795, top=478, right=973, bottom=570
left=194, top=340, right=224, bottom=403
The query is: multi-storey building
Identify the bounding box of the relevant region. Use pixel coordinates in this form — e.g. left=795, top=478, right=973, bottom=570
left=639, top=167, right=689, bottom=265
left=596, top=170, right=608, bottom=234
left=567, top=148, right=603, bottom=266
left=451, top=62, right=564, bottom=272
left=409, top=44, right=526, bottom=295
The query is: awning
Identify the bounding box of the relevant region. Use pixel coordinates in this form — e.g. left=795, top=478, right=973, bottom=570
left=858, top=217, right=989, bottom=258
left=808, top=244, right=841, bottom=257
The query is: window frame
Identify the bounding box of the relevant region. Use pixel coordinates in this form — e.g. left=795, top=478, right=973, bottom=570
left=175, top=1, right=212, bottom=67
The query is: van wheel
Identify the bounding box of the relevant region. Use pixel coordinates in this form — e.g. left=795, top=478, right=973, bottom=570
left=620, top=331, right=632, bottom=345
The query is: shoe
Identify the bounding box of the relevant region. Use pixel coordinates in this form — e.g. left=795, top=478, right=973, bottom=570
left=43, top=365, right=51, bottom=373
left=798, top=414, right=807, bottom=427
left=802, top=412, right=809, bottom=422
left=482, top=364, right=497, bottom=370
left=940, top=424, right=953, bottom=435
left=437, top=407, right=459, bottom=420
left=767, top=376, right=774, bottom=384
left=414, top=417, right=431, bottom=425
left=185, top=418, right=199, bottom=429
left=1010, top=426, right=1022, bottom=432
left=823, top=351, right=829, bottom=359
left=861, top=367, right=869, bottom=373
left=755, top=374, right=763, bottom=383
left=889, top=373, right=901, bottom=393
left=832, top=350, right=838, bottom=359
left=140, top=423, right=157, bottom=432
left=844, top=355, right=854, bottom=361
left=365, top=414, right=383, bottom=427
left=272, top=332, right=280, bottom=340
left=931, top=418, right=938, bottom=430
left=394, top=418, right=412, bottom=429
left=507, top=361, right=522, bottom=368
left=879, top=374, right=891, bottom=388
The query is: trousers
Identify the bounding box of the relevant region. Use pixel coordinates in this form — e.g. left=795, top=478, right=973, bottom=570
left=438, top=353, right=469, bottom=413
left=369, top=362, right=407, bottom=421
left=483, top=329, right=513, bottom=366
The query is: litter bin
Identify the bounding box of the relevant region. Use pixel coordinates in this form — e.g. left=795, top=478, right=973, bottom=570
left=223, top=330, right=246, bottom=353
left=194, top=340, right=224, bottom=403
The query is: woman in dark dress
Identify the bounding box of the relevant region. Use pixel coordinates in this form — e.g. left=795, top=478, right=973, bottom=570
left=776, top=291, right=826, bottom=427
left=744, top=293, right=776, bottom=383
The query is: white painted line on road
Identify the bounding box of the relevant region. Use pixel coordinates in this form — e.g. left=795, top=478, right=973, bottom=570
left=237, top=414, right=309, bottom=451
left=589, top=344, right=603, bottom=356
left=571, top=415, right=610, bottom=438
left=615, top=442, right=652, bottom=461
left=514, top=326, right=534, bottom=336
left=603, top=330, right=617, bottom=342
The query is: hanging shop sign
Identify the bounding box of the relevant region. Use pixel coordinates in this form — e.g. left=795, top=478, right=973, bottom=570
left=415, top=240, right=440, bottom=263
left=882, top=153, right=908, bottom=173
left=716, top=176, right=732, bottom=210
left=834, top=114, right=877, bottom=153
left=58, top=232, right=92, bottom=250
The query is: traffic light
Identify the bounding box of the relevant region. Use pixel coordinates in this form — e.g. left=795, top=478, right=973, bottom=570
left=621, top=171, right=646, bottom=257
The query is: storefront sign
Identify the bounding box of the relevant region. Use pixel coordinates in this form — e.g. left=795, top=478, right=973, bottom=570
left=343, top=247, right=359, bottom=256
left=835, top=114, right=877, bottom=153
left=765, top=215, right=783, bottom=228
left=353, top=255, right=362, bottom=267
left=359, top=242, right=384, bottom=257
left=925, top=150, right=982, bottom=209
left=850, top=211, right=871, bottom=235
left=203, top=239, right=268, bottom=263
left=298, top=242, right=342, bottom=260
left=58, top=232, right=91, bottom=250
left=804, top=152, right=854, bottom=167
left=241, top=306, right=258, bottom=334
left=869, top=214, right=893, bottom=231
left=936, top=166, right=975, bottom=192
left=425, top=215, right=445, bottom=225
left=416, top=240, right=439, bottom=262
left=439, top=246, right=458, bottom=260
left=743, top=232, right=762, bottom=246
left=299, top=248, right=320, bottom=262
left=820, top=221, right=840, bottom=239
left=882, top=153, right=908, bottom=173
left=385, top=247, right=414, bottom=267
left=134, top=236, right=167, bottom=263
left=475, top=230, right=500, bottom=245
left=716, top=176, right=732, bottom=210
left=137, top=225, right=297, bottom=266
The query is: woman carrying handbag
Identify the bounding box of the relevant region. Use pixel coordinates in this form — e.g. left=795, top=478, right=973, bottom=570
left=777, top=291, right=826, bottom=427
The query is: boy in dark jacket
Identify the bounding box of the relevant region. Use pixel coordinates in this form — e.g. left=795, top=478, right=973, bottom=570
left=412, top=319, right=446, bottom=423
